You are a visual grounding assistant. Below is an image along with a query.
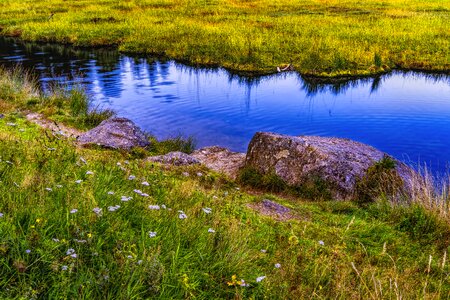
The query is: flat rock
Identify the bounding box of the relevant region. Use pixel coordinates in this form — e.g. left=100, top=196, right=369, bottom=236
left=146, top=151, right=200, bottom=166
left=26, top=112, right=82, bottom=138
left=245, top=132, right=415, bottom=200
left=77, top=117, right=149, bottom=149
left=248, top=199, right=296, bottom=221
left=191, top=146, right=245, bottom=179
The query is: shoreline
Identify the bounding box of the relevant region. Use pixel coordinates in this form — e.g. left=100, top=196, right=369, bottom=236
left=1, top=34, right=449, bottom=81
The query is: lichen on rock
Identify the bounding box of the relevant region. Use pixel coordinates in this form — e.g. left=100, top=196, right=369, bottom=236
left=244, top=132, right=416, bottom=201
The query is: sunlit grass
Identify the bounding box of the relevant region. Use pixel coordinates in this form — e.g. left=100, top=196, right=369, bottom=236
left=0, top=64, right=450, bottom=298
left=0, top=0, right=448, bottom=76
left=1, top=111, right=450, bottom=298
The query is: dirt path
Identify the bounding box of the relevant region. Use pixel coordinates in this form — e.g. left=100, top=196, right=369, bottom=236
left=25, top=112, right=83, bottom=138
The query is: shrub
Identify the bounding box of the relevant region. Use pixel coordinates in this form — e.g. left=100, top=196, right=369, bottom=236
left=354, top=155, right=404, bottom=205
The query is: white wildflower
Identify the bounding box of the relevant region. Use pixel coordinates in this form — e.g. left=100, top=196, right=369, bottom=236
left=52, top=238, right=60, bottom=242
left=107, top=191, right=115, bottom=195
left=196, top=172, right=203, bottom=177
left=116, top=162, right=121, bottom=166
left=148, top=205, right=160, bottom=210
left=182, top=172, right=189, bottom=177
left=45, top=187, right=52, bottom=191
left=86, top=171, right=94, bottom=175
left=133, top=189, right=142, bottom=194
left=25, top=249, right=31, bottom=254
left=208, top=228, right=215, bottom=233
left=149, top=231, right=157, bottom=238
left=141, top=181, right=149, bottom=186
left=161, top=204, right=167, bottom=209
left=70, top=209, right=78, bottom=214
left=80, top=157, right=87, bottom=164
left=256, top=276, right=266, bottom=283
left=47, top=147, right=56, bottom=151
left=0, top=212, right=4, bottom=218
left=124, top=160, right=129, bottom=165
left=128, top=175, right=136, bottom=180
left=93, top=207, right=102, bottom=216
left=61, top=265, right=68, bottom=271
left=75, top=179, right=82, bottom=184
left=108, top=205, right=120, bottom=212
left=202, top=207, right=212, bottom=214
left=56, top=184, right=63, bottom=188
left=274, top=263, right=281, bottom=268
left=140, top=193, right=149, bottom=197
left=127, top=255, right=133, bottom=259
left=137, top=260, right=143, bottom=265
left=121, top=196, right=132, bottom=202
left=178, top=211, right=187, bottom=219
left=6, top=122, right=16, bottom=126
left=239, top=280, right=249, bottom=287
left=260, top=249, right=267, bottom=253
left=66, top=248, right=77, bottom=258
left=318, top=240, right=325, bottom=246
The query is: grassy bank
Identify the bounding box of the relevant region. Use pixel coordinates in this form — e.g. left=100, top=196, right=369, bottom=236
left=1, top=67, right=450, bottom=298
left=0, top=0, right=449, bottom=77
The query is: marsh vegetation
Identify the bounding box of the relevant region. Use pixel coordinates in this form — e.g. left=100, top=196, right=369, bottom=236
left=0, top=0, right=448, bottom=76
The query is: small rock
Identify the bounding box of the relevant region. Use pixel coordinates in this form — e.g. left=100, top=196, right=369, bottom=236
left=261, top=199, right=291, bottom=214
left=146, top=151, right=200, bottom=166
left=248, top=199, right=295, bottom=221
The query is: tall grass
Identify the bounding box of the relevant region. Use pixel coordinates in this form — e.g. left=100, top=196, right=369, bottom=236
left=0, top=0, right=448, bottom=76
left=0, top=66, right=114, bottom=129
left=406, top=167, right=450, bottom=222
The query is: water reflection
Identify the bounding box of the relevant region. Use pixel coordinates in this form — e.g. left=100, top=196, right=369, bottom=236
left=1, top=36, right=450, bottom=173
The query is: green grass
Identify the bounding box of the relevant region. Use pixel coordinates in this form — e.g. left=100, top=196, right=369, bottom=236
left=1, top=62, right=450, bottom=299
left=0, top=66, right=114, bottom=130
left=0, top=114, right=449, bottom=298
left=0, top=0, right=449, bottom=76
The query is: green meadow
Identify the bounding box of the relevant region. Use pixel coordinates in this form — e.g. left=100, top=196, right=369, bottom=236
left=1, top=65, right=450, bottom=298
left=0, top=0, right=449, bottom=76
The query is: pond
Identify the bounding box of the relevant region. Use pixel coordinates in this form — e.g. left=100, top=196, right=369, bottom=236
left=1, top=37, right=450, bottom=174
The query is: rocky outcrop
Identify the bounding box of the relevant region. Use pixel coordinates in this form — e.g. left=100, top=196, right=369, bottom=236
left=245, top=132, right=415, bottom=200
left=77, top=117, right=149, bottom=149
left=191, top=146, right=245, bottom=179
left=146, top=151, right=200, bottom=166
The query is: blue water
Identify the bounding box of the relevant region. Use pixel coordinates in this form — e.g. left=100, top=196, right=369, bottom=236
left=1, top=37, right=450, bottom=173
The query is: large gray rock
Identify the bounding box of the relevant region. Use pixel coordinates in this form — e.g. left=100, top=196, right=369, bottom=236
left=245, top=132, right=415, bottom=200
left=77, top=117, right=150, bottom=149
